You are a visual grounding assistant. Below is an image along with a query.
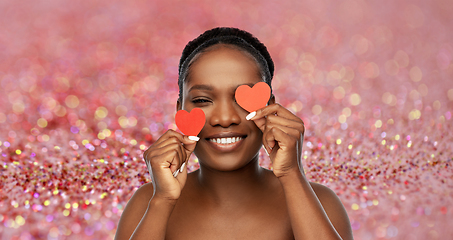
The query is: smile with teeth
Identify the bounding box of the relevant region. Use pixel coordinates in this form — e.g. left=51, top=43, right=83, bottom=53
left=209, top=137, right=243, bottom=145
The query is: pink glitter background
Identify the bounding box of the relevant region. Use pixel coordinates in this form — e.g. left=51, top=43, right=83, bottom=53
left=1, top=0, right=452, bottom=239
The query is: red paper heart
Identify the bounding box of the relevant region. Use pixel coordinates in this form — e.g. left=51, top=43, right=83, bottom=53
left=175, top=108, right=206, bottom=136
left=235, top=82, right=271, bottom=112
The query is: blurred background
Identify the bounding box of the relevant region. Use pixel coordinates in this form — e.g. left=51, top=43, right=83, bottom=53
left=0, top=0, right=452, bottom=239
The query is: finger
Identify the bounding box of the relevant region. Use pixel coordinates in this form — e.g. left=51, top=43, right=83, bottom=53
left=165, top=129, right=199, bottom=145
left=170, top=144, right=185, bottom=174
left=166, top=143, right=190, bottom=175
left=262, top=127, right=276, bottom=153
left=266, top=115, right=304, bottom=132
left=180, top=135, right=198, bottom=153
left=173, top=151, right=188, bottom=178
left=143, top=148, right=152, bottom=163
left=263, top=126, right=297, bottom=153
left=262, top=124, right=290, bottom=152
left=173, top=168, right=180, bottom=177
left=155, top=129, right=198, bottom=146
left=145, top=141, right=177, bottom=161
left=145, top=139, right=193, bottom=176
left=155, top=138, right=193, bottom=160
left=156, top=136, right=181, bottom=150
left=174, top=161, right=188, bottom=187
left=143, top=129, right=197, bottom=159
left=151, top=129, right=181, bottom=145
left=253, top=114, right=304, bottom=133
left=157, top=134, right=198, bottom=155
left=151, top=143, right=183, bottom=173
left=248, top=103, right=302, bottom=122
left=251, top=117, right=267, bottom=132
left=264, top=123, right=302, bottom=139
left=152, top=150, right=179, bottom=179
left=178, top=142, right=188, bottom=163
left=177, top=161, right=187, bottom=176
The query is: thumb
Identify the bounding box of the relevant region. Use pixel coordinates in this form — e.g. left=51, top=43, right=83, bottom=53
left=181, top=135, right=198, bottom=154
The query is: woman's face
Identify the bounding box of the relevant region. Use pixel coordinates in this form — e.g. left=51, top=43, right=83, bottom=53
left=179, top=45, right=265, bottom=171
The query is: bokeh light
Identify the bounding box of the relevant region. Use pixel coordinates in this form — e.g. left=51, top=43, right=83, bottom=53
left=1, top=0, right=452, bottom=239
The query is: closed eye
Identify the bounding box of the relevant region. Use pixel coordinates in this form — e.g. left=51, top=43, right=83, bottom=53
left=192, top=98, right=211, bottom=104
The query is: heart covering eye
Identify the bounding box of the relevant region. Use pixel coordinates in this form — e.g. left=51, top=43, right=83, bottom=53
left=175, top=108, right=206, bottom=136
left=235, top=82, right=271, bottom=112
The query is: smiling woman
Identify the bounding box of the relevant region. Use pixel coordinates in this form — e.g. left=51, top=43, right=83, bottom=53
left=115, top=27, right=354, bottom=240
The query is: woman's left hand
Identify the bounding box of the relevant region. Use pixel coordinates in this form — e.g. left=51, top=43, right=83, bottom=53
left=248, top=103, right=305, bottom=179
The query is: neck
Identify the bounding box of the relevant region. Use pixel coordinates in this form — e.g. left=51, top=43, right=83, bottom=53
left=194, top=157, right=268, bottom=206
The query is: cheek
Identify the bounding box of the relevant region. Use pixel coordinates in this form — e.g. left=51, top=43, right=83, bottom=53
left=253, top=128, right=263, bottom=143
left=198, top=109, right=212, bottom=133
left=249, top=122, right=263, bottom=141
left=180, top=98, right=192, bottom=110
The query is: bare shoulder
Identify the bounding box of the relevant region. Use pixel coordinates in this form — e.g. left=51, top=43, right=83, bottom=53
left=115, top=183, right=154, bottom=240
left=309, top=182, right=346, bottom=212
left=309, top=182, right=354, bottom=240
left=309, top=182, right=338, bottom=201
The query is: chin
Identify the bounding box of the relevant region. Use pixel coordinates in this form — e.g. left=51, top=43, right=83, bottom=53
left=194, top=140, right=262, bottom=172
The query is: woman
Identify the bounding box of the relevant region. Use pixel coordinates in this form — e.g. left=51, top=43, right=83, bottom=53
left=115, top=27, right=353, bottom=240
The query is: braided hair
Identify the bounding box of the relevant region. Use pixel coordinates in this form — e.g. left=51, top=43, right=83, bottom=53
left=178, top=27, right=274, bottom=101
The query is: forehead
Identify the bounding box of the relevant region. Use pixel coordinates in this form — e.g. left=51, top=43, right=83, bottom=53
left=184, top=45, right=262, bottom=90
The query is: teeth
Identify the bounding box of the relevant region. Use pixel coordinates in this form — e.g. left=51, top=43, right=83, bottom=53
left=209, top=137, right=243, bottom=145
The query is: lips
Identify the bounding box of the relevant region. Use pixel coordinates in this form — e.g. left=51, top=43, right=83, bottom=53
left=209, top=136, right=243, bottom=144
left=204, top=133, right=247, bottom=152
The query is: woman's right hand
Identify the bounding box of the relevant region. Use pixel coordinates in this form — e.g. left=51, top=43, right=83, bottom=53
left=143, top=130, right=198, bottom=202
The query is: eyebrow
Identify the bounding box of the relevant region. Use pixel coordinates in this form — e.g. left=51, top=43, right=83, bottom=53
left=188, top=84, right=214, bottom=93
left=188, top=83, right=257, bottom=93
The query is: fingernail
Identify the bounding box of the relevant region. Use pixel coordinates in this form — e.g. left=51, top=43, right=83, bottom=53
left=263, top=147, right=269, bottom=156
left=246, top=111, right=256, bottom=120
left=180, top=162, right=186, bottom=173
left=188, top=136, right=200, bottom=141
left=173, top=170, right=179, bottom=177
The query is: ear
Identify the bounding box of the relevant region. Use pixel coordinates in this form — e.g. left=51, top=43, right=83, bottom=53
left=176, top=99, right=182, bottom=111
left=268, top=94, right=275, bottom=105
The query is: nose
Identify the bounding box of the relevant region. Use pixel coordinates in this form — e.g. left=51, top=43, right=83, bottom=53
left=209, top=99, right=242, bottom=128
